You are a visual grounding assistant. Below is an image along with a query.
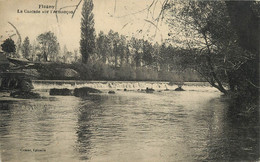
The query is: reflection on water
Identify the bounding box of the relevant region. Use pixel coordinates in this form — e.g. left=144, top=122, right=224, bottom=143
left=0, top=89, right=259, bottom=161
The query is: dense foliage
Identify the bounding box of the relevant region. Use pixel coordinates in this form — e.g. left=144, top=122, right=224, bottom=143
left=34, top=62, right=201, bottom=82
left=1, top=38, right=16, bottom=56
left=21, top=37, right=31, bottom=59
left=80, top=0, right=96, bottom=63
left=94, top=30, right=197, bottom=74
left=36, top=31, right=59, bottom=61
left=166, top=1, right=259, bottom=98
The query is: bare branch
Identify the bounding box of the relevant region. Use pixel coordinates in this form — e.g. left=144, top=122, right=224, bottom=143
left=144, top=19, right=160, bottom=31
left=59, top=5, right=78, bottom=11
left=111, top=0, right=156, bottom=18
left=8, top=22, right=22, bottom=55
left=246, top=79, right=260, bottom=89
left=114, top=0, right=117, bottom=13
left=72, top=0, right=83, bottom=18
left=121, top=22, right=129, bottom=30
left=55, top=0, right=59, bottom=23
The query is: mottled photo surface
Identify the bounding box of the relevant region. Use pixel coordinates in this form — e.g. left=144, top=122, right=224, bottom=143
left=0, top=0, right=259, bottom=161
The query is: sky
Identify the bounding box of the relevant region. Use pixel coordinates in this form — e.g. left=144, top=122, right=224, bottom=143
left=0, top=0, right=170, bottom=51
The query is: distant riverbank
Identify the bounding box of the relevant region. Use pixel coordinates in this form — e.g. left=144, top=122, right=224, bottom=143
left=33, top=62, right=205, bottom=82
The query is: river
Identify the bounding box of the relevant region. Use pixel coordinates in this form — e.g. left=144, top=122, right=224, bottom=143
left=0, top=81, right=259, bottom=161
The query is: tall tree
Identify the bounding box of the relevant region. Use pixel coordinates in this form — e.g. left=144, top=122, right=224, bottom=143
left=131, top=37, right=143, bottom=67
left=1, top=38, right=16, bottom=57
left=107, top=30, right=115, bottom=66
left=112, top=32, right=120, bottom=67
left=167, top=1, right=237, bottom=94
left=125, top=44, right=131, bottom=65
left=80, top=0, right=96, bottom=64
left=159, top=43, right=167, bottom=70
left=21, top=36, right=31, bottom=59
left=166, top=1, right=259, bottom=96
left=37, top=31, right=59, bottom=62
left=142, top=40, right=154, bottom=66
left=152, top=42, right=161, bottom=71
left=118, top=35, right=127, bottom=66
left=96, top=31, right=109, bottom=63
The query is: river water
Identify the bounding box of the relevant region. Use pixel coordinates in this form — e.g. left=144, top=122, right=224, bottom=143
left=0, top=81, right=259, bottom=161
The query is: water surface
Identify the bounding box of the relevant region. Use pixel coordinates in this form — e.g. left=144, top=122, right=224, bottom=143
left=0, top=83, right=259, bottom=161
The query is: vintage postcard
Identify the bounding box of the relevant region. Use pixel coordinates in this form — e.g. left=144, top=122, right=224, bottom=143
left=0, top=0, right=259, bottom=161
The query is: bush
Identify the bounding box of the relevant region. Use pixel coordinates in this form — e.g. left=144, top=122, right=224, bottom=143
left=71, top=62, right=92, bottom=80
left=115, top=65, right=136, bottom=80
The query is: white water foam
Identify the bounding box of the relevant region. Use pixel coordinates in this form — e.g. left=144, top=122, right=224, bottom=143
left=32, top=80, right=218, bottom=92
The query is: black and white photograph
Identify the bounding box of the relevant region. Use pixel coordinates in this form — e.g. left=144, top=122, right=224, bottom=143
left=0, top=0, right=259, bottom=161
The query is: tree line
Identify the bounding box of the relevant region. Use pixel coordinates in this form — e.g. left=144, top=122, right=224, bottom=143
left=1, top=32, right=80, bottom=63
left=93, top=30, right=192, bottom=72
left=1, top=29, right=197, bottom=73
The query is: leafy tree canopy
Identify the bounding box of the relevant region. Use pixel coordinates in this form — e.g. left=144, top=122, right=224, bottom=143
left=1, top=38, right=16, bottom=54
left=21, top=36, right=31, bottom=59
left=37, top=31, right=59, bottom=61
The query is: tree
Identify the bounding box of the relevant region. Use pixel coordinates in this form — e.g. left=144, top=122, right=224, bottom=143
left=105, top=30, right=120, bottom=67
left=96, top=31, right=109, bottom=63
left=118, top=35, right=127, bottom=66
left=112, top=32, right=120, bottom=67
left=166, top=1, right=259, bottom=97
left=125, top=44, right=131, bottom=64
left=142, top=40, right=154, bottom=66
left=80, top=0, right=96, bottom=64
left=152, top=42, right=161, bottom=71
left=166, top=1, right=236, bottom=94
left=62, top=45, right=68, bottom=63
left=37, top=31, right=59, bottom=62
left=1, top=38, right=16, bottom=57
left=130, top=37, right=143, bottom=67
left=73, top=49, right=80, bottom=62
left=21, top=37, right=31, bottom=59
left=159, top=43, right=168, bottom=71
left=225, top=1, right=259, bottom=97
left=62, top=45, right=73, bottom=63
left=105, top=30, right=115, bottom=66
left=30, top=41, right=37, bottom=61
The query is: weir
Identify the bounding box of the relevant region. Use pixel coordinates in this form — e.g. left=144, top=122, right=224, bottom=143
left=32, top=80, right=214, bottom=91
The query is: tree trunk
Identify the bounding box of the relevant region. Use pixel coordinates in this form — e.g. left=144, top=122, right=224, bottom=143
left=202, top=32, right=228, bottom=94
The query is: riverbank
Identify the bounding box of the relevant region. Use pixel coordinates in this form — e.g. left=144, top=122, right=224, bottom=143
left=33, top=62, right=204, bottom=82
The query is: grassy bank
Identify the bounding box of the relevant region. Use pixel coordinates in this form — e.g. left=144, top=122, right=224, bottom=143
left=34, top=62, right=204, bottom=82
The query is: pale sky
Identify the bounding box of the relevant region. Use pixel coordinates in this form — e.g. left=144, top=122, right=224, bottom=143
left=0, top=0, right=170, bottom=51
